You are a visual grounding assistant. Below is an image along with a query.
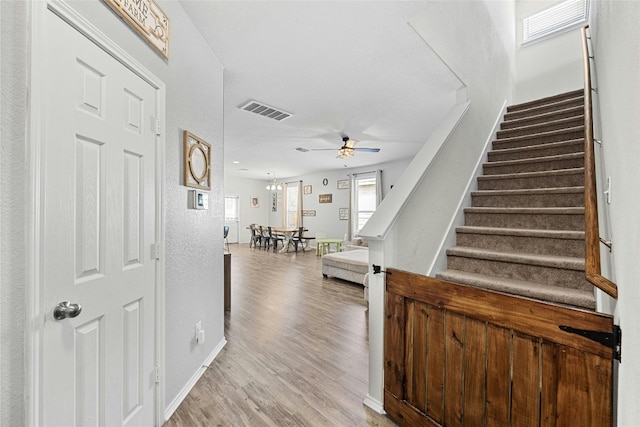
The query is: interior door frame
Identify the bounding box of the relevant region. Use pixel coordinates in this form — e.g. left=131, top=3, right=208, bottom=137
left=26, top=1, right=167, bottom=425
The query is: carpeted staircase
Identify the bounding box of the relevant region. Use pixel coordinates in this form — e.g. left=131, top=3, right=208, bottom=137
left=436, top=89, right=596, bottom=310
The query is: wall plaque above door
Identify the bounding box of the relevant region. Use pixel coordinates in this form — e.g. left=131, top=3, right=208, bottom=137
left=104, top=0, right=170, bottom=58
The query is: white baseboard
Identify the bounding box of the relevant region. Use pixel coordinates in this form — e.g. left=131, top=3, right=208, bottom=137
left=363, top=394, right=386, bottom=414
left=163, top=337, right=227, bottom=422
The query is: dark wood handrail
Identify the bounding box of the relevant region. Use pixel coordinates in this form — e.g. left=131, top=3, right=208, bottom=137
left=581, top=25, right=618, bottom=299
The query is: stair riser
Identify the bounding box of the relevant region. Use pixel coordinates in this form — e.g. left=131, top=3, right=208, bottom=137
left=435, top=270, right=595, bottom=310
left=477, top=172, right=584, bottom=191
left=497, top=117, right=584, bottom=139
left=464, top=212, right=585, bottom=231
left=455, top=232, right=585, bottom=257
left=501, top=107, right=584, bottom=130
left=492, top=129, right=584, bottom=150
left=446, top=256, right=590, bottom=290
left=483, top=157, right=584, bottom=175
left=506, top=96, right=584, bottom=118
left=472, top=192, right=583, bottom=208
left=488, top=141, right=583, bottom=162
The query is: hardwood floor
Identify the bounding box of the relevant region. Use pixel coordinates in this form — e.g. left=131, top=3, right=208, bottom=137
left=164, top=244, right=398, bottom=427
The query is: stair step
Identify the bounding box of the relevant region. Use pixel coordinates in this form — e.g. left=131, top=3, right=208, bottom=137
left=435, top=269, right=595, bottom=310
left=483, top=152, right=584, bottom=175
left=446, top=246, right=588, bottom=290
left=497, top=116, right=584, bottom=139
left=455, top=226, right=585, bottom=257
left=477, top=168, right=584, bottom=190
left=492, top=126, right=584, bottom=150
left=506, top=90, right=584, bottom=114
left=501, top=105, right=584, bottom=130
left=471, top=186, right=584, bottom=208
left=464, top=207, right=584, bottom=231
left=488, top=139, right=584, bottom=162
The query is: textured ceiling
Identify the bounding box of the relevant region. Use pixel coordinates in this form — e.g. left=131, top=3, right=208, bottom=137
left=181, top=1, right=463, bottom=180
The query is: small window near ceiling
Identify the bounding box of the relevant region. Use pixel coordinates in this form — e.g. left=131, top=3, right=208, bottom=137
left=224, top=195, right=239, bottom=222
left=522, top=0, right=589, bottom=45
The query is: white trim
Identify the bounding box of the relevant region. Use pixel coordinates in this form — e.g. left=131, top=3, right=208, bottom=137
left=427, top=101, right=508, bottom=276
left=163, top=337, right=228, bottom=423
left=27, top=2, right=167, bottom=425
left=363, top=394, right=386, bottom=414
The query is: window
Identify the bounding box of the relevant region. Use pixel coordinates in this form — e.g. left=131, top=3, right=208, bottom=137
left=522, top=0, right=589, bottom=45
left=224, top=195, right=239, bottom=222
left=285, top=182, right=299, bottom=228
left=352, top=172, right=378, bottom=236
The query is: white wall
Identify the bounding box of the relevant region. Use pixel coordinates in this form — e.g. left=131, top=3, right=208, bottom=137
left=0, top=1, right=226, bottom=423
left=0, top=2, right=28, bottom=425
left=223, top=176, right=270, bottom=244
left=590, top=1, right=640, bottom=424
left=514, top=0, right=584, bottom=103
left=390, top=0, right=516, bottom=275
left=225, top=158, right=409, bottom=244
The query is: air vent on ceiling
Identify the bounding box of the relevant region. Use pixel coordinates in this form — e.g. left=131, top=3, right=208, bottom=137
left=240, top=100, right=293, bottom=121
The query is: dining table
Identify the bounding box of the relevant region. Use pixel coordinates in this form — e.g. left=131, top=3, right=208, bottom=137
left=247, top=226, right=309, bottom=253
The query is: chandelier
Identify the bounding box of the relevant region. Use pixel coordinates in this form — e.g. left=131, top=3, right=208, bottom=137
left=265, top=172, right=282, bottom=191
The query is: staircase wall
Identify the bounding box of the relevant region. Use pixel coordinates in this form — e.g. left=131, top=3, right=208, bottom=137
left=388, top=1, right=516, bottom=275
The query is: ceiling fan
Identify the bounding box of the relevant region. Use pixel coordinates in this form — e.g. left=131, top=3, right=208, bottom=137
left=296, top=136, right=381, bottom=159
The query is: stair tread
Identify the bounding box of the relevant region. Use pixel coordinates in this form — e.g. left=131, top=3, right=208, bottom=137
left=490, top=138, right=584, bottom=154
left=477, top=167, right=584, bottom=181
left=456, top=226, right=585, bottom=239
left=506, top=90, right=584, bottom=113
left=498, top=115, right=584, bottom=136
left=503, top=105, right=584, bottom=128
left=484, top=152, right=583, bottom=168
left=446, top=246, right=585, bottom=270
left=465, top=206, right=583, bottom=214
left=436, top=269, right=595, bottom=310
left=494, top=126, right=584, bottom=145
left=472, top=186, right=584, bottom=196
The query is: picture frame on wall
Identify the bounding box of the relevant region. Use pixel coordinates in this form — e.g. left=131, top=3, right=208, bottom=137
left=183, top=130, right=211, bottom=190
left=339, top=208, right=349, bottom=220
left=251, top=196, right=260, bottom=208
left=272, top=192, right=277, bottom=212
left=304, top=185, right=312, bottom=195
left=319, top=194, right=332, bottom=204
left=337, top=179, right=349, bottom=190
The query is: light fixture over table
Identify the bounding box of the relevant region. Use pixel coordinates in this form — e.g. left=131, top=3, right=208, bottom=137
left=266, top=172, right=282, bottom=191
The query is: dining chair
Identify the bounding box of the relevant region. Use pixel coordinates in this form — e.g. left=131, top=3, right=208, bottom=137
left=249, top=224, right=261, bottom=248
left=223, top=225, right=230, bottom=252
left=268, top=226, right=284, bottom=252
left=291, top=226, right=312, bottom=253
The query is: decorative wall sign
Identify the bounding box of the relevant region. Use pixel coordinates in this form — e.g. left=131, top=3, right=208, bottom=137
left=337, top=179, right=349, bottom=190
left=272, top=192, right=277, bottom=212
left=304, top=185, right=312, bottom=195
left=322, top=178, right=328, bottom=186
left=339, top=208, right=349, bottom=220
left=104, top=0, right=170, bottom=58
left=183, top=131, right=211, bottom=190
left=319, top=194, right=332, bottom=204
left=251, top=196, right=260, bottom=208
left=302, top=210, right=316, bottom=217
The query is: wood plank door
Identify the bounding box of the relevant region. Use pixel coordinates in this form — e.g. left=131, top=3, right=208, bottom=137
left=384, top=268, right=614, bottom=427
left=39, top=10, right=160, bottom=426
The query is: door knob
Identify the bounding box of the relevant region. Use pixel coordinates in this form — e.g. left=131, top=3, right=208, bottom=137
left=53, top=301, right=82, bottom=320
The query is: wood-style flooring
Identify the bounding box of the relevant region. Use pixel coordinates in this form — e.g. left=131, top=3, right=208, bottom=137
left=164, top=243, right=398, bottom=427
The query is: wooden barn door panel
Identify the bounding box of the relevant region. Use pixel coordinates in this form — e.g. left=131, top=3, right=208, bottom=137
left=384, top=268, right=614, bottom=427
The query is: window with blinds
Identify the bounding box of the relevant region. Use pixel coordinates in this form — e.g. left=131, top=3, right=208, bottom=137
left=522, top=0, right=589, bottom=45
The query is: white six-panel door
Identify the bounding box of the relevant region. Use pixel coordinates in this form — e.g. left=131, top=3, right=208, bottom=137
left=41, top=10, right=158, bottom=426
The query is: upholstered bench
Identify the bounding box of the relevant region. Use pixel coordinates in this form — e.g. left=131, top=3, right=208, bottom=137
left=321, top=249, right=369, bottom=300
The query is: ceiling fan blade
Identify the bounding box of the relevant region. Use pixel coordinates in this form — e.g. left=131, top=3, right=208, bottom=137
left=353, top=147, right=380, bottom=152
